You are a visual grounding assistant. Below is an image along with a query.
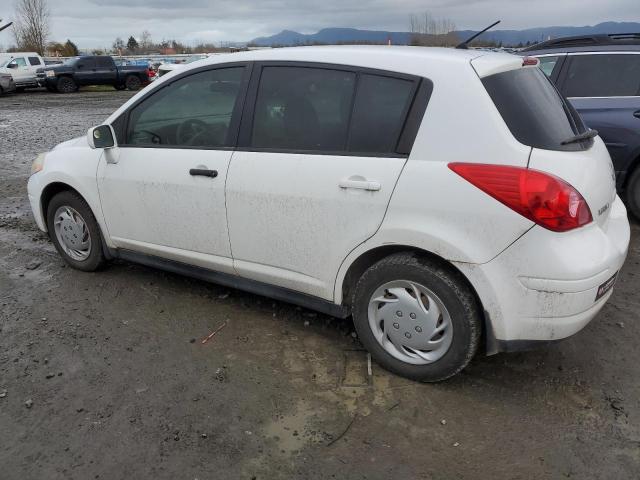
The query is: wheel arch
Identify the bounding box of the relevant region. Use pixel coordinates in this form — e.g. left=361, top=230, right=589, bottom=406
left=337, top=244, right=493, bottom=354
left=40, top=182, right=84, bottom=229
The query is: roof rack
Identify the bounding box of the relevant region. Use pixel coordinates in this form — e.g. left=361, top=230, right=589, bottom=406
left=523, top=33, right=640, bottom=51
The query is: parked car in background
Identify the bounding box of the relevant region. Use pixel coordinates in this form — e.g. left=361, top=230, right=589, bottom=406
left=36, top=55, right=152, bottom=93
left=157, top=54, right=218, bottom=77
left=0, top=52, right=45, bottom=91
left=27, top=47, right=629, bottom=382
left=0, top=71, right=16, bottom=94
left=524, top=34, right=640, bottom=219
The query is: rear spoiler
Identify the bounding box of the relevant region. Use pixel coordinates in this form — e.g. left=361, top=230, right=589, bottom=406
left=471, top=54, right=539, bottom=78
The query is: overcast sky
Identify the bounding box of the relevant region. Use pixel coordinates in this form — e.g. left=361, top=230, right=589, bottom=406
left=0, top=0, right=637, bottom=49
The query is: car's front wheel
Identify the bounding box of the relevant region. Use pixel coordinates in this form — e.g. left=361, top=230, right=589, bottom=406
left=46, top=191, right=105, bottom=271
left=352, top=252, right=481, bottom=382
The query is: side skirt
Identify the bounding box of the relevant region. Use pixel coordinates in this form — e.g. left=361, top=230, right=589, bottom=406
left=115, top=249, right=351, bottom=319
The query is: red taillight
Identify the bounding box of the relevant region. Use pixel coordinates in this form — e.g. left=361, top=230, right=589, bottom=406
left=147, top=68, right=156, bottom=78
left=522, top=56, right=539, bottom=67
left=448, top=163, right=593, bottom=232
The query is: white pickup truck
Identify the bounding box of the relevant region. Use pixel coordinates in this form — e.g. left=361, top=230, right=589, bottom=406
left=0, top=52, right=45, bottom=90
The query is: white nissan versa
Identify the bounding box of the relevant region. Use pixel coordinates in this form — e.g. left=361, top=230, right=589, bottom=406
left=27, top=46, right=630, bottom=381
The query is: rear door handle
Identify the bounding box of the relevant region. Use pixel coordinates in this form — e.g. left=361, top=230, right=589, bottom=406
left=189, top=168, right=218, bottom=178
left=339, top=179, right=381, bottom=191
left=633, top=110, right=640, bottom=118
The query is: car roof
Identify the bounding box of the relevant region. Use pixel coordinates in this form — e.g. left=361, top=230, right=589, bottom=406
left=523, top=33, right=640, bottom=55
left=192, top=45, right=506, bottom=78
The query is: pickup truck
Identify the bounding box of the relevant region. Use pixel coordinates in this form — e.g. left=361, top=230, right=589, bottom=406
left=37, top=55, right=151, bottom=93
left=0, top=52, right=45, bottom=90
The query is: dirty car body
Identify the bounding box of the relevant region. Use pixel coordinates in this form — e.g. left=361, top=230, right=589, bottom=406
left=27, top=46, right=630, bottom=381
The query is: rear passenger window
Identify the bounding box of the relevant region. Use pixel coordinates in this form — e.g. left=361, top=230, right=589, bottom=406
left=563, top=54, right=640, bottom=97
left=96, top=57, right=113, bottom=68
left=348, top=74, right=414, bottom=154
left=251, top=67, right=356, bottom=151
left=28, top=57, right=41, bottom=66
left=250, top=66, right=417, bottom=155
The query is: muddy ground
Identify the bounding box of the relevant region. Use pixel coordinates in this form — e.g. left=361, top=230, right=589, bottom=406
left=1, top=89, right=639, bottom=480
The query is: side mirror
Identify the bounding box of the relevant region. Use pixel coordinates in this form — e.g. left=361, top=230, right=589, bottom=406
left=87, top=125, right=116, bottom=149
left=7, top=62, right=17, bottom=69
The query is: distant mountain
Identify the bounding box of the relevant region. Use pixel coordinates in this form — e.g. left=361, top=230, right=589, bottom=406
left=251, top=27, right=411, bottom=46
left=250, top=22, right=640, bottom=47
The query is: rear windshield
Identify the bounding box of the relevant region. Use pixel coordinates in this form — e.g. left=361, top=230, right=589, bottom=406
left=482, top=67, right=591, bottom=151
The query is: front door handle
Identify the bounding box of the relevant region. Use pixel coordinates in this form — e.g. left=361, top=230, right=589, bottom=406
left=633, top=110, right=640, bottom=119
left=189, top=168, right=218, bottom=178
left=339, top=178, right=381, bottom=191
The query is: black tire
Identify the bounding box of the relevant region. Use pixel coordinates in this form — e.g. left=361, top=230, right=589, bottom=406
left=46, top=191, right=105, bottom=272
left=125, top=75, right=142, bottom=91
left=114, top=84, right=127, bottom=91
left=56, top=76, right=77, bottom=93
left=352, top=252, right=481, bottom=382
left=625, top=166, right=640, bottom=221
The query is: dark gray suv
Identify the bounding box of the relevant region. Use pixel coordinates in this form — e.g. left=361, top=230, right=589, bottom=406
left=524, top=34, right=640, bottom=219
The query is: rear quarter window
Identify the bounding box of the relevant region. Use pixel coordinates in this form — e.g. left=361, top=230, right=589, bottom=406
left=482, top=67, right=589, bottom=152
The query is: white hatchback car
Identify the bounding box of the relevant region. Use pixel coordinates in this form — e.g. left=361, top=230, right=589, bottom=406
left=27, top=46, right=630, bottom=381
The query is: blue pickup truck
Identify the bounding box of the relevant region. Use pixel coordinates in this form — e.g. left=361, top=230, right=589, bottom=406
left=37, top=55, right=151, bottom=93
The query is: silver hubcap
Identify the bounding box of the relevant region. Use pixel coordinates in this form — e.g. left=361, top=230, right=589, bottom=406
left=367, top=280, right=453, bottom=365
left=53, top=206, right=91, bottom=261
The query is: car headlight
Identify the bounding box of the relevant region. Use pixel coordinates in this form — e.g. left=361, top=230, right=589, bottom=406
left=45, top=70, right=55, bottom=77
left=31, top=153, right=46, bottom=175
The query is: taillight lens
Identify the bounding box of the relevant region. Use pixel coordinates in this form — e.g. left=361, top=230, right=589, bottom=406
left=449, top=163, right=593, bottom=232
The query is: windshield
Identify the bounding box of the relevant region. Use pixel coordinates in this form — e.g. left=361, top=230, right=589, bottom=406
left=482, top=67, right=590, bottom=152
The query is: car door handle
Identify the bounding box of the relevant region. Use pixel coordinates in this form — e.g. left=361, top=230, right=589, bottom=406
left=633, top=110, right=640, bottom=119
left=189, top=168, right=218, bottom=178
left=339, top=179, right=381, bottom=191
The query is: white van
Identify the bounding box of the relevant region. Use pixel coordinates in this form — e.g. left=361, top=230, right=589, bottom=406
left=0, top=52, right=45, bottom=90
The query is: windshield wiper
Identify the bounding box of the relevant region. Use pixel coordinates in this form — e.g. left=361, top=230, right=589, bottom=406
left=560, top=129, right=598, bottom=145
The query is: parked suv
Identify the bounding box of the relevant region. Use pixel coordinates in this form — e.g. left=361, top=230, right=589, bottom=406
left=524, top=34, right=640, bottom=219
left=0, top=52, right=44, bottom=90
left=27, top=47, right=630, bottom=381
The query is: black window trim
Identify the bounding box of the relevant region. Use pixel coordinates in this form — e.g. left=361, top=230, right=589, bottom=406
left=236, top=60, right=433, bottom=158
left=115, top=61, right=254, bottom=150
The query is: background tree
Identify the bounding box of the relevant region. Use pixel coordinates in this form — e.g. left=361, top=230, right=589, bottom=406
left=126, top=35, right=138, bottom=53
left=409, top=12, right=458, bottom=47
left=13, top=0, right=50, bottom=55
left=139, top=30, right=152, bottom=54
left=61, top=38, right=78, bottom=56
left=112, top=37, right=125, bottom=54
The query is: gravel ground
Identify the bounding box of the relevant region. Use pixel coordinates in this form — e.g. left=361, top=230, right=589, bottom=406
left=1, top=89, right=639, bottom=480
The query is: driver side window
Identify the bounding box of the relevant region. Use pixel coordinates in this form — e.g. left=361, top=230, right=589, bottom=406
left=126, top=67, right=244, bottom=148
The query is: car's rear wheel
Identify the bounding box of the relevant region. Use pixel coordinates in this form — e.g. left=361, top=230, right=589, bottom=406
left=125, top=75, right=141, bottom=91
left=352, top=252, right=481, bottom=382
left=625, top=166, right=640, bottom=221
left=46, top=191, right=105, bottom=271
left=56, top=76, right=77, bottom=93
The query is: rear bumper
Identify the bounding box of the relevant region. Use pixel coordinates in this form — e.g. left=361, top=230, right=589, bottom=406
left=456, top=195, right=630, bottom=351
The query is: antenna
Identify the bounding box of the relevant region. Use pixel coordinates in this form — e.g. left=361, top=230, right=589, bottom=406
left=455, top=20, right=501, bottom=49
left=0, top=21, right=13, bottom=34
